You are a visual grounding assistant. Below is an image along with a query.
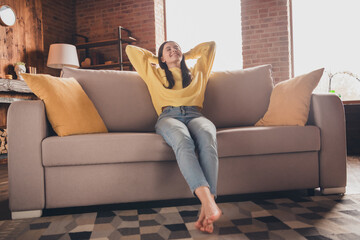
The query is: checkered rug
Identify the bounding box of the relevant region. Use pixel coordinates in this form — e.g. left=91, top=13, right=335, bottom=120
left=1, top=194, right=360, bottom=240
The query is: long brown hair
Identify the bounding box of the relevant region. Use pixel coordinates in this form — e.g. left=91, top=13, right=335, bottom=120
left=158, top=41, right=192, bottom=89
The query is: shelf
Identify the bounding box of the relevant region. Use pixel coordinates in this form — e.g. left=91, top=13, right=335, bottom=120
left=74, top=26, right=136, bottom=71
left=81, top=62, right=131, bottom=70
left=343, top=100, right=360, bottom=105
left=76, top=38, right=135, bottom=49
left=344, top=104, right=360, bottom=154
left=0, top=78, right=32, bottom=93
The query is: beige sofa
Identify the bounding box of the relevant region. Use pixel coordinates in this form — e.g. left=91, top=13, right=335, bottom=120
left=7, top=65, right=347, bottom=219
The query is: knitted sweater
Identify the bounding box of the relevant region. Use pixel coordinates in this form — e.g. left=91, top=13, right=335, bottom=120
left=125, top=41, right=216, bottom=115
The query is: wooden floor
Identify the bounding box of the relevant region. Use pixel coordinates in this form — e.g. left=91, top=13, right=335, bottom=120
left=0, top=155, right=359, bottom=220
left=346, top=155, right=360, bottom=194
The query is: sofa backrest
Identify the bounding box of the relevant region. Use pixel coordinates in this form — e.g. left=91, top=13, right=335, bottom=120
left=62, top=64, right=273, bottom=131
left=62, top=67, right=158, bottom=132
left=203, top=64, right=273, bottom=127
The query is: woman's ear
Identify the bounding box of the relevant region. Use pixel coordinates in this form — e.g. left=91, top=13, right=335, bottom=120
left=161, top=57, right=166, bottom=63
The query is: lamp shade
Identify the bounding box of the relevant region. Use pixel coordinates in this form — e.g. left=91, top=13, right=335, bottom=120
left=47, top=43, right=79, bottom=69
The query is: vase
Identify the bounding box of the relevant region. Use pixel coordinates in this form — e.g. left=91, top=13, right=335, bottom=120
left=14, top=64, right=26, bottom=80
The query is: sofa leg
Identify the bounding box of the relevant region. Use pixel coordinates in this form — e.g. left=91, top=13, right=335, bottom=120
left=12, top=210, right=42, bottom=219
left=321, top=187, right=346, bottom=195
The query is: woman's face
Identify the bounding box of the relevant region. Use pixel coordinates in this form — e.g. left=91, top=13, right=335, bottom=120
left=161, top=41, right=182, bottom=68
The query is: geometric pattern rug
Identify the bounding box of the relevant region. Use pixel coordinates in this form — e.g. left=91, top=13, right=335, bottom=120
left=1, top=194, right=360, bottom=240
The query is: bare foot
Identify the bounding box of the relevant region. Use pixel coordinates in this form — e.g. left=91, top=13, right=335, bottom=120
left=203, top=203, right=221, bottom=233
left=195, top=206, right=205, bottom=230
left=194, top=186, right=222, bottom=233
left=203, top=218, right=214, bottom=233
left=195, top=205, right=215, bottom=233
left=205, top=204, right=222, bottom=224
left=195, top=203, right=221, bottom=233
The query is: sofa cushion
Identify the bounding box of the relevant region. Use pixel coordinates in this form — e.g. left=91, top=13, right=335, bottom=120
left=217, top=125, right=320, bottom=158
left=255, top=68, right=324, bottom=126
left=42, top=132, right=176, bottom=167
left=62, top=67, right=158, bottom=132
left=202, top=65, right=273, bottom=128
left=42, top=126, right=320, bottom=167
left=22, top=73, right=108, bottom=136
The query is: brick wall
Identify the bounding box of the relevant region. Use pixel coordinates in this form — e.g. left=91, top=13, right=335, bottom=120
left=75, top=0, right=165, bottom=67
left=241, top=0, right=292, bottom=84
left=42, top=0, right=76, bottom=75
left=41, top=0, right=292, bottom=82
left=154, top=0, right=166, bottom=52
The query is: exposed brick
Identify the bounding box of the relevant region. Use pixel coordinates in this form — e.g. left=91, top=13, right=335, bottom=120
left=241, top=0, right=291, bottom=83
left=42, top=0, right=76, bottom=75
left=41, top=0, right=293, bottom=81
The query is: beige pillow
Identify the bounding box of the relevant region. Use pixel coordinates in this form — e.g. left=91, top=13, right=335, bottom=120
left=22, top=73, right=108, bottom=136
left=255, top=68, right=324, bottom=126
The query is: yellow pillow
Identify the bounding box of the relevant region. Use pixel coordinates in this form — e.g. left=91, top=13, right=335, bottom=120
left=255, top=68, right=324, bottom=126
left=22, top=73, right=108, bottom=136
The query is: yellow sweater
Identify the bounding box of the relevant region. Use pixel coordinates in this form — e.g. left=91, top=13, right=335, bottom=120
left=125, top=41, right=216, bottom=115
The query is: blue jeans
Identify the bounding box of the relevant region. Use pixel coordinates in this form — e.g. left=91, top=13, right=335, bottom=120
left=155, top=106, right=219, bottom=197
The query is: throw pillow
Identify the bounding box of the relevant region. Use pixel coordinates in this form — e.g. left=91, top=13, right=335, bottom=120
left=255, top=68, right=324, bottom=126
left=22, top=73, right=108, bottom=136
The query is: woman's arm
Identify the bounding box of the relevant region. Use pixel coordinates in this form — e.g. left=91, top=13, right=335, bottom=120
left=183, top=41, right=216, bottom=79
left=125, top=45, right=160, bottom=83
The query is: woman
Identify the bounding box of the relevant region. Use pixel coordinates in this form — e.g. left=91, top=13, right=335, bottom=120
left=126, top=41, right=221, bottom=233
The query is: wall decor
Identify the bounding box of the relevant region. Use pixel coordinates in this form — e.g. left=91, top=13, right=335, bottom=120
left=14, top=62, right=26, bottom=80
left=0, top=0, right=44, bottom=78
left=0, top=5, right=16, bottom=26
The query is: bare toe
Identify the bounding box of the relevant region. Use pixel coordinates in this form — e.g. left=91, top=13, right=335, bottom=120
left=205, top=223, right=214, bottom=233
left=195, top=206, right=205, bottom=230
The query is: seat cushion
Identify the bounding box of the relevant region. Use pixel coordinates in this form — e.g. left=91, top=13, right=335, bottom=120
left=43, top=126, right=320, bottom=167
left=42, top=133, right=176, bottom=167
left=217, top=125, right=320, bottom=158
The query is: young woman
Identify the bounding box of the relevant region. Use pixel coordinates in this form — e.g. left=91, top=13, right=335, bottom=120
left=126, top=41, right=221, bottom=233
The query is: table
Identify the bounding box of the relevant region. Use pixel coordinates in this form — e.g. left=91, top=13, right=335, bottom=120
left=0, top=78, right=37, bottom=128
left=0, top=79, right=37, bottom=158
left=343, top=100, right=360, bottom=155
left=0, top=78, right=32, bottom=93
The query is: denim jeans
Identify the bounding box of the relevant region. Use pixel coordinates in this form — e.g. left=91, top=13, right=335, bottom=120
left=155, top=106, right=219, bottom=197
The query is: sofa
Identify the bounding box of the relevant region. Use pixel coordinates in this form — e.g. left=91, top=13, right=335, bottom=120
left=7, top=64, right=347, bottom=220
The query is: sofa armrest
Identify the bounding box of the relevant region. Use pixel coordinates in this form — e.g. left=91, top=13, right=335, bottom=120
left=8, top=100, right=50, bottom=213
left=308, top=93, right=347, bottom=193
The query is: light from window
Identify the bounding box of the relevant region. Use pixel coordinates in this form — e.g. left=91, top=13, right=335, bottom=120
left=292, top=0, right=360, bottom=100
left=165, top=0, right=242, bottom=71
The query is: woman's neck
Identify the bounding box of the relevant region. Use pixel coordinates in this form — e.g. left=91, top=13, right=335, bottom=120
left=166, top=61, right=181, bottom=69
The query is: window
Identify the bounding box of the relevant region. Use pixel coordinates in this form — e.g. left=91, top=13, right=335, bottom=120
left=165, top=0, right=242, bottom=71
left=292, top=0, right=360, bottom=100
